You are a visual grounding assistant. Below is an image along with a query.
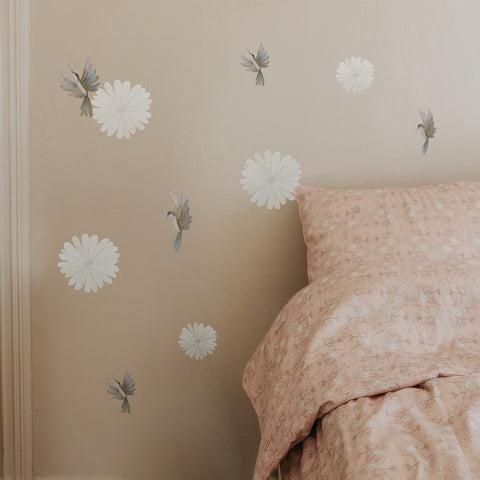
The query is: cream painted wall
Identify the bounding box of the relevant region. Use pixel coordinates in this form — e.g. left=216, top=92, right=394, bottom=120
left=30, top=1, right=480, bottom=479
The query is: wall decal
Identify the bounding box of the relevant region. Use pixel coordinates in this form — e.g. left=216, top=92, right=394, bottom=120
left=59, top=57, right=100, bottom=117
left=240, top=42, right=270, bottom=86
left=167, top=192, right=192, bottom=253
left=417, top=110, right=436, bottom=154
left=58, top=234, right=119, bottom=293
left=336, top=57, right=374, bottom=93
left=178, top=323, right=217, bottom=360
left=92, top=80, right=152, bottom=140
left=241, top=150, right=302, bottom=209
left=106, top=371, right=136, bottom=414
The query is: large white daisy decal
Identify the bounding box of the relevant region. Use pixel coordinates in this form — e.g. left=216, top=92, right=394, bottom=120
left=58, top=234, right=119, bottom=293
left=178, top=323, right=217, bottom=360
left=92, top=80, right=151, bottom=140
left=241, top=150, right=302, bottom=210
left=336, top=57, right=374, bottom=93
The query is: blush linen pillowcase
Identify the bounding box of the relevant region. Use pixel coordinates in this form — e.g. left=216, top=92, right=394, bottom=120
left=295, top=181, right=480, bottom=284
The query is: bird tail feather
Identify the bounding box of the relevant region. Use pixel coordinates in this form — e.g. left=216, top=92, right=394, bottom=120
left=422, top=138, right=429, bottom=155
left=255, top=70, right=264, bottom=86
left=173, top=231, right=182, bottom=253
left=121, top=398, right=131, bottom=414
left=80, top=95, right=93, bottom=117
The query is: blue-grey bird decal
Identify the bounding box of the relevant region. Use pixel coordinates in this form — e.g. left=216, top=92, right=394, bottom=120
left=417, top=110, right=436, bottom=154
left=59, top=57, right=100, bottom=117
left=240, top=43, right=270, bottom=86
left=167, top=192, right=192, bottom=253
left=106, top=371, right=136, bottom=414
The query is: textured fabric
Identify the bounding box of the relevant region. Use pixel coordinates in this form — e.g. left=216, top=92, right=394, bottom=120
left=295, top=181, right=480, bottom=283
left=280, top=375, right=480, bottom=480
left=243, top=260, right=480, bottom=480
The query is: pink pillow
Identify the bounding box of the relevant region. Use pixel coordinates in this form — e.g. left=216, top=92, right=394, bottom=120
left=295, top=181, right=480, bottom=283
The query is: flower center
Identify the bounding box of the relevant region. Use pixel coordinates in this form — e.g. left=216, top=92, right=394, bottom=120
left=268, top=175, right=276, bottom=184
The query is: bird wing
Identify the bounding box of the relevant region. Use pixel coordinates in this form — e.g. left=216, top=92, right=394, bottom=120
left=419, top=110, right=427, bottom=125
left=106, top=379, right=125, bottom=400
left=422, top=138, right=430, bottom=155
left=169, top=192, right=180, bottom=209
left=240, top=52, right=259, bottom=72
left=81, top=57, right=100, bottom=92
left=122, top=371, right=136, bottom=396
left=423, top=110, right=436, bottom=139
left=59, top=70, right=84, bottom=98
left=178, top=195, right=192, bottom=231
left=121, top=398, right=131, bottom=414
left=256, top=42, right=270, bottom=68
left=255, top=70, right=265, bottom=86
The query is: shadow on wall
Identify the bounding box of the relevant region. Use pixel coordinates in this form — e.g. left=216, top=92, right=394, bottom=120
left=218, top=201, right=308, bottom=479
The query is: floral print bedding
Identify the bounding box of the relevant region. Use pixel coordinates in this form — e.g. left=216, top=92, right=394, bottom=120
left=243, top=260, right=480, bottom=479
left=280, top=374, right=480, bottom=479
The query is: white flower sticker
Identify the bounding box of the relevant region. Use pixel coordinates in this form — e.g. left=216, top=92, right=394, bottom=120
left=241, top=150, right=302, bottom=210
left=336, top=57, right=374, bottom=93
left=178, top=323, right=217, bottom=360
left=58, top=233, right=119, bottom=293
left=92, top=80, right=152, bottom=140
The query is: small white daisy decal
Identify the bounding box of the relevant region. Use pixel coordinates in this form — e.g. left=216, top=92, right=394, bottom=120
left=92, top=80, right=152, bottom=140
left=178, top=323, right=217, bottom=360
left=336, top=57, right=374, bottom=93
left=58, top=233, right=119, bottom=293
left=241, top=150, right=302, bottom=210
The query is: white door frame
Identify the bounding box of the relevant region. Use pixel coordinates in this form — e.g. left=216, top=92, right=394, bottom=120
left=0, top=1, right=32, bottom=479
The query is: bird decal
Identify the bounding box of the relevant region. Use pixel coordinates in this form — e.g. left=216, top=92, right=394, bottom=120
left=106, top=371, right=136, bottom=414
left=240, top=43, right=270, bottom=86
left=167, top=192, right=192, bottom=253
left=59, top=57, right=100, bottom=117
left=417, top=110, right=436, bottom=154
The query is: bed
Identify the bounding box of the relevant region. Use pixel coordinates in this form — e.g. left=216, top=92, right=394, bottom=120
left=243, top=181, right=480, bottom=480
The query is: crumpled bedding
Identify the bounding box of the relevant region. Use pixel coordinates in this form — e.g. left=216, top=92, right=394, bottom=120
left=243, top=261, right=480, bottom=480
left=280, top=375, right=480, bottom=479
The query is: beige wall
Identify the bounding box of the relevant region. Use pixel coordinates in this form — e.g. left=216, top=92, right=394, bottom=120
left=30, top=1, right=480, bottom=478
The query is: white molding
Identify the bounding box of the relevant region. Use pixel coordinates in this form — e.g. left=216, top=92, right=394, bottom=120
left=0, top=1, right=32, bottom=480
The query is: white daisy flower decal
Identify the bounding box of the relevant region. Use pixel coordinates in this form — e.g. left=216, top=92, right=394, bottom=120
left=58, top=233, right=119, bottom=293
left=92, top=80, right=152, bottom=140
left=241, top=150, right=302, bottom=210
left=178, top=323, right=217, bottom=360
left=336, top=57, right=374, bottom=93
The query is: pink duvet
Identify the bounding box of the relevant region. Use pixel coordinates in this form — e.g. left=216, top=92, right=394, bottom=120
left=243, top=261, right=480, bottom=479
